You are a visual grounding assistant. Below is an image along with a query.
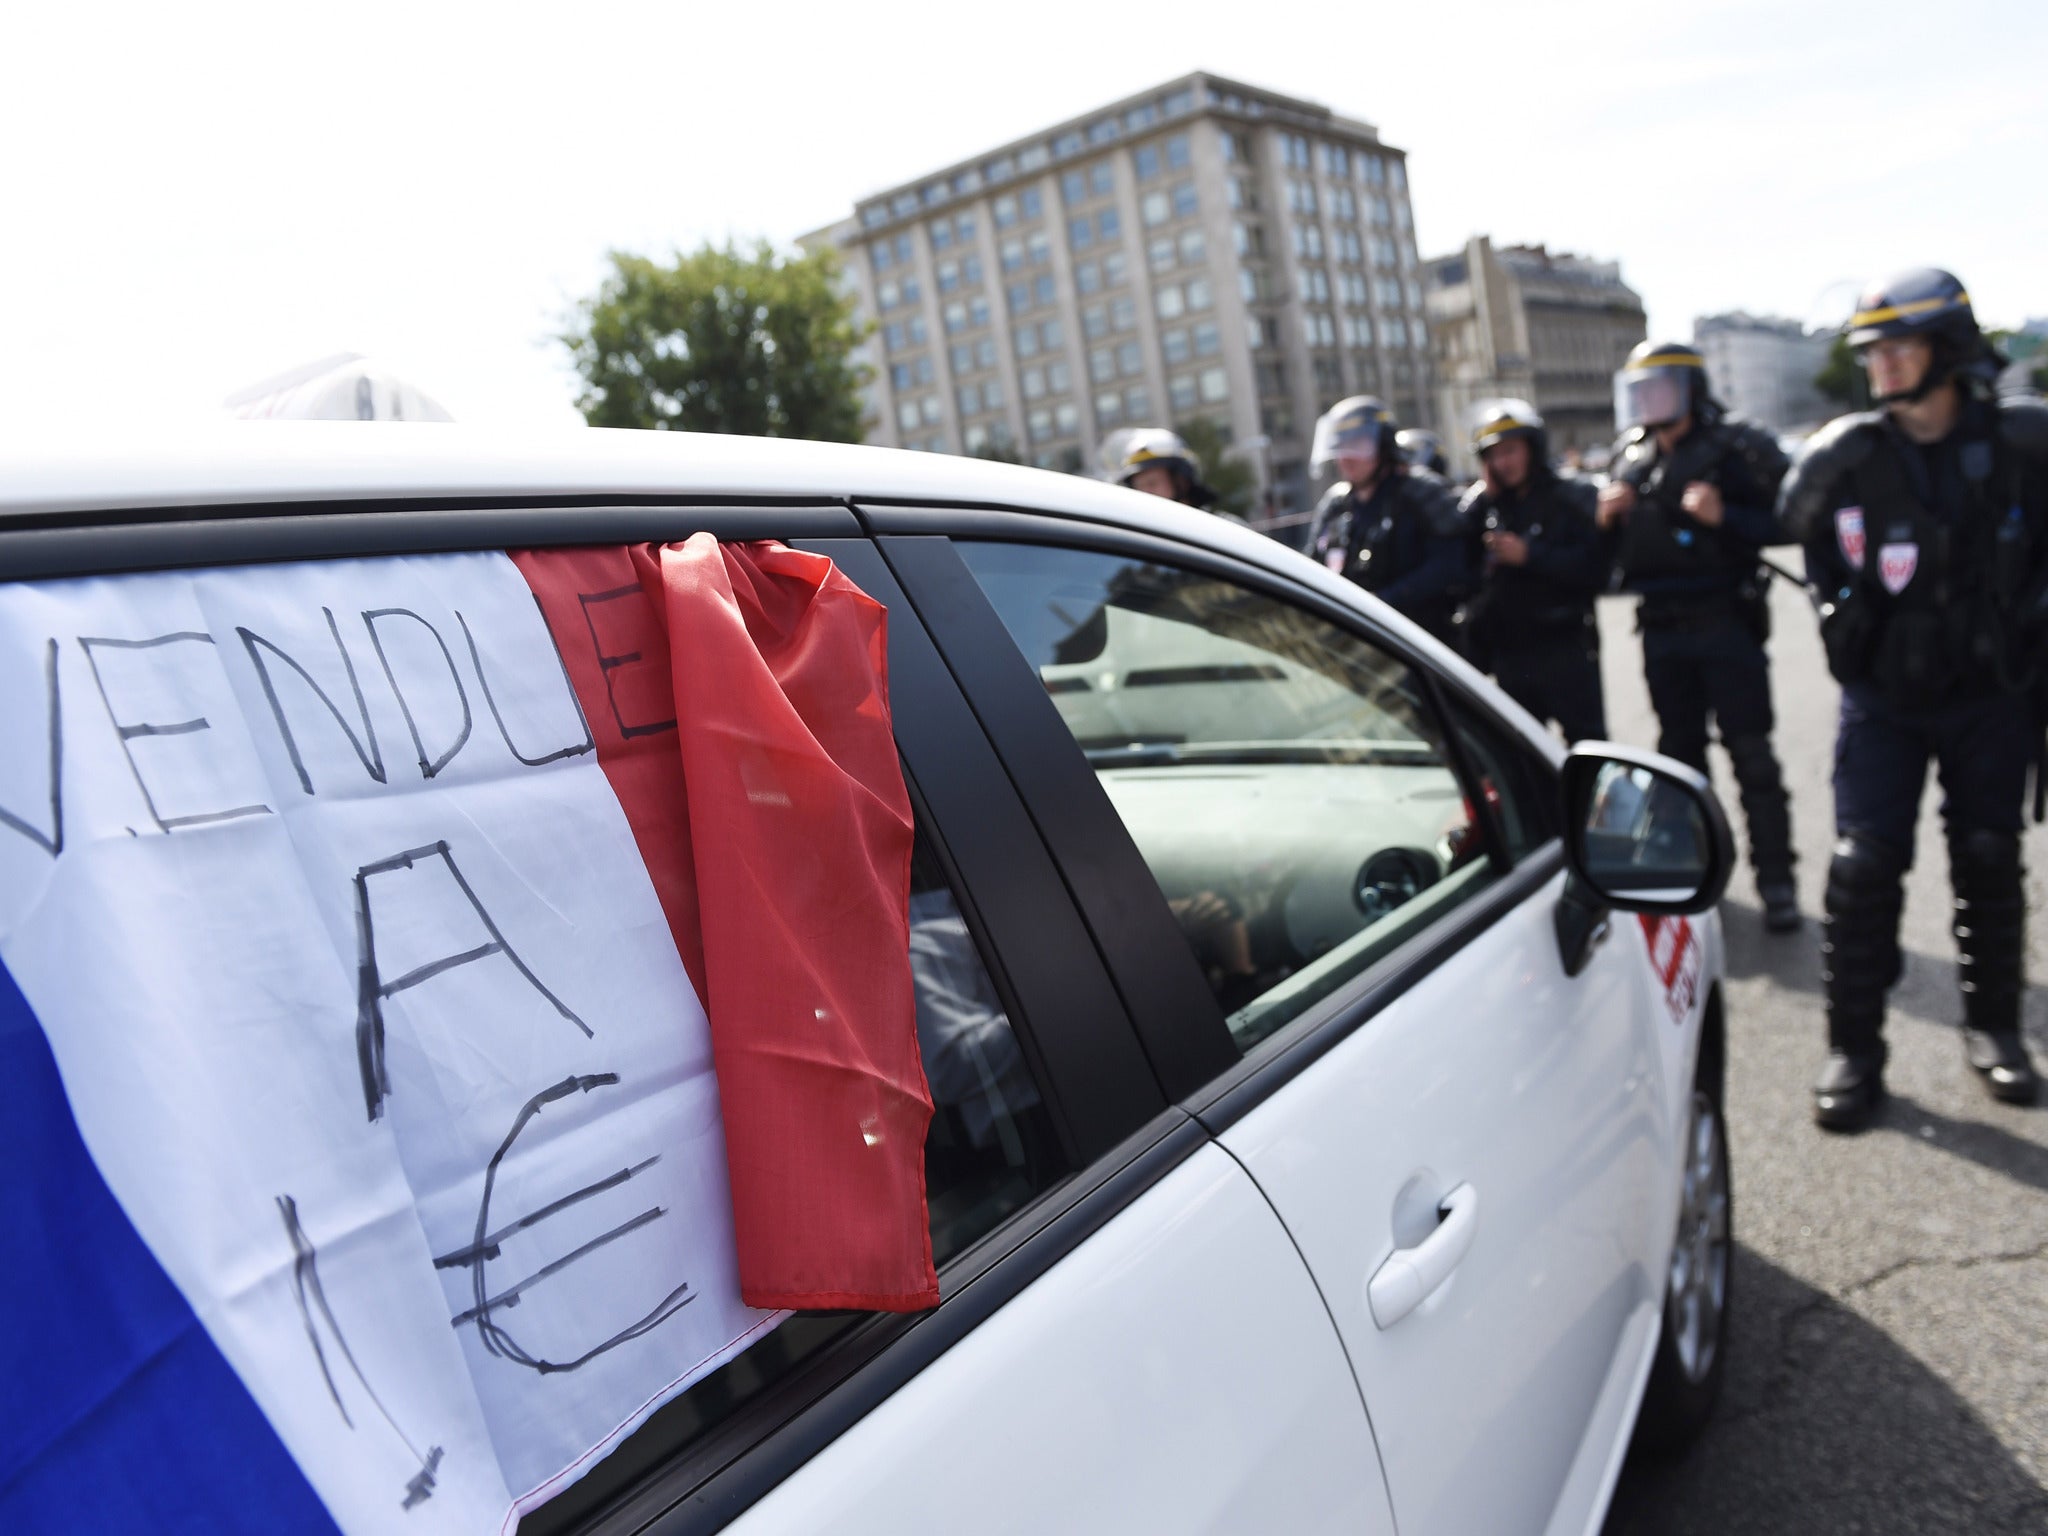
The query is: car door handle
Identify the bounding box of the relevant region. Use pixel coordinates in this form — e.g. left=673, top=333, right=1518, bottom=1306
left=1368, top=1183, right=1479, bottom=1329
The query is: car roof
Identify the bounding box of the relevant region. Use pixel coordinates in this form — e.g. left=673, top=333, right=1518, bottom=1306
left=0, top=423, right=1560, bottom=761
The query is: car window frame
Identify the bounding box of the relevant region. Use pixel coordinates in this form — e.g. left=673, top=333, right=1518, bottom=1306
left=0, top=497, right=1206, bottom=1536
left=857, top=501, right=1569, bottom=1138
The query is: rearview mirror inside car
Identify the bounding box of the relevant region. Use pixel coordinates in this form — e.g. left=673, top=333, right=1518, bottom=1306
left=1560, top=743, right=1735, bottom=916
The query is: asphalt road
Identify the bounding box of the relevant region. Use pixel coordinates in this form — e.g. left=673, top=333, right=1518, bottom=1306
left=1598, top=570, right=2048, bottom=1533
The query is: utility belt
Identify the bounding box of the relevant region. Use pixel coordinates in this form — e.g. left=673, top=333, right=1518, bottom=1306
left=1636, top=580, right=1769, bottom=644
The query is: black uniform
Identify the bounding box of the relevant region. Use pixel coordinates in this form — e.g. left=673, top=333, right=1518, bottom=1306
left=1780, top=393, right=2048, bottom=1079
left=1459, top=469, right=1607, bottom=741
left=1307, top=468, right=1472, bottom=648
left=1608, top=412, right=1796, bottom=892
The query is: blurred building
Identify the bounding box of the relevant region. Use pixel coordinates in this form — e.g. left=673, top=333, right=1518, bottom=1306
left=1692, top=313, right=1832, bottom=433
left=801, top=73, right=1435, bottom=513
left=1423, top=237, right=1646, bottom=473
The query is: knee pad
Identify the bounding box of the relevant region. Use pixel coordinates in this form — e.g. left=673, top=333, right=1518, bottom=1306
left=1948, top=827, right=2021, bottom=890
left=1722, top=732, right=1782, bottom=785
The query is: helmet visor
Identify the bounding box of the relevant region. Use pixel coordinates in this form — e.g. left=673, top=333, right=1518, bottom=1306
left=1614, top=368, right=1691, bottom=432
left=1311, top=408, right=1383, bottom=471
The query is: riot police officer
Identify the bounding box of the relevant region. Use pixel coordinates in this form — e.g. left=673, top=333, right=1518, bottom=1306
left=1779, top=268, right=2048, bottom=1128
left=1108, top=427, right=1220, bottom=509
left=1307, top=396, right=1471, bottom=647
left=1396, top=426, right=1449, bottom=478
left=1599, top=340, right=1800, bottom=932
left=1458, top=399, right=1608, bottom=741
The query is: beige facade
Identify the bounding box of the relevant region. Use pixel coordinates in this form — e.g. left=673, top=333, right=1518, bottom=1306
left=801, top=73, right=1434, bottom=514
left=1424, top=237, right=1646, bottom=473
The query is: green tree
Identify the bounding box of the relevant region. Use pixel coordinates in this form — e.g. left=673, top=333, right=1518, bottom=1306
left=1174, top=416, right=1258, bottom=516
left=1814, top=333, right=1860, bottom=407
left=562, top=243, right=869, bottom=438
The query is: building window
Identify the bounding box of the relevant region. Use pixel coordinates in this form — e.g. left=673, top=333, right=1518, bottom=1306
left=1193, top=321, right=1221, bottom=356
left=1091, top=162, right=1114, bottom=197
left=897, top=400, right=920, bottom=432
left=1111, top=295, right=1136, bottom=331
left=1102, top=250, right=1127, bottom=286
left=976, top=336, right=998, bottom=368
left=1016, top=324, right=1040, bottom=358
left=957, top=382, right=982, bottom=416
left=1292, top=222, right=1325, bottom=260
left=1162, top=88, right=1195, bottom=116
left=1337, top=229, right=1363, bottom=265
left=1162, top=326, right=1190, bottom=364
left=1370, top=234, right=1397, bottom=267
left=1386, top=316, right=1409, bottom=348
left=1339, top=270, right=1368, bottom=305
left=1053, top=130, right=1083, bottom=158
left=1342, top=313, right=1373, bottom=348
left=1229, top=176, right=1259, bottom=212
left=1090, top=346, right=1117, bottom=384
left=1095, top=389, right=1124, bottom=425
left=1082, top=304, right=1108, bottom=340
left=1165, top=133, right=1191, bottom=170
left=1280, top=132, right=1311, bottom=170
left=1088, top=118, right=1119, bottom=146
left=1117, top=338, right=1143, bottom=375
left=1187, top=276, right=1213, bottom=311
left=987, top=155, right=1015, bottom=183
left=1007, top=282, right=1031, bottom=315
left=1220, top=130, right=1251, bottom=163
left=994, top=196, right=1020, bottom=229
left=1330, top=186, right=1357, bottom=223
left=1141, top=190, right=1170, bottom=227
left=951, top=342, right=974, bottom=373
left=1097, top=207, right=1121, bottom=241
left=1061, top=170, right=1088, bottom=205
left=1125, top=384, right=1153, bottom=420
left=1149, top=236, right=1176, bottom=273
left=1364, top=155, right=1386, bottom=187
left=1179, top=228, right=1206, bottom=265
left=1055, top=401, right=1079, bottom=436
left=1022, top=366, right=1046, bottom=400
left=1256, top=359, right=1288, bottom=397
left=1390, top=161, right=1407, bottom=191
left=937, top=260, right=961, bottom=293
left=1126, top=103, right=1157, bottom=132
left=1304, top=268, right=1331, bottom=304
left=1156, top=285, right=1185, bottom=321
left=1170, top=180, right=1198, bottom=219
left=1020, top=186, right=1044, bottom=219
left=1313, top=357, right=1344, bottom=397
left=1076, top=261, right=1102, bottom=295
left=1028, top=407, right=1054, bottom=442
left=1370, top=194, right=1392, bottom=226
left=1070, top=216, right=1094, bottom=250
left=1019, top=144, right=1050, bottom=173
left=1169, top=373, right=1198, bottom=412
left=1321, top=143, right=1350, bottom=179
left=1199, top=366, right=1229, bottom=404
left=1288, top=179, right=1318, bottom=216
left=1034, top=274, right=1056, bottom=305
left=1133, top=143, right=1161, bottom=181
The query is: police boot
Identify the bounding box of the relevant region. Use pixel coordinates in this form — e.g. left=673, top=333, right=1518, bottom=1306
left=1950, top=828, right=2040, bottom=1105
left=1815, top=834, right=1906, bottom=1131
left=1724, top=733, right=1798, bottom=934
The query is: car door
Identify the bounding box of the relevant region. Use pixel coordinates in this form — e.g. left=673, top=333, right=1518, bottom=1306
left=0, top=495, right=1390, bottom=1536
left=871, top=510, right=1676, bottom=1536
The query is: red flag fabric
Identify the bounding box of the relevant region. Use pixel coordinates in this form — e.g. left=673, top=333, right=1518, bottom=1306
left=513, top=537, right=937, bottom=1313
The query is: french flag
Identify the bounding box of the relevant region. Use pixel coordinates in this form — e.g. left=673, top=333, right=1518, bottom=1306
left=0, top=538, right=935, bottom=1534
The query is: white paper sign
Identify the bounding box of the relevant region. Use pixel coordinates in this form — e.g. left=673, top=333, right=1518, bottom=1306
left=0, top=552, right=781, bottom=1533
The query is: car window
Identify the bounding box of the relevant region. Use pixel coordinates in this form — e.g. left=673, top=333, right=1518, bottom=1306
left=1442, top=695, right=1560, bottom=863
left=954, top=541, right=1496, bottom=1052
left=530, top=826, right=1062, bottom=1532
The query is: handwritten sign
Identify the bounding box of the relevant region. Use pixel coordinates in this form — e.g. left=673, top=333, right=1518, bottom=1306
left=0, top=553, right=780, bottom=1533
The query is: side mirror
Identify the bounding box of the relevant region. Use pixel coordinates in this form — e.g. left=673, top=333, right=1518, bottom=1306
left=1559, top=743, right=1735, bottom=917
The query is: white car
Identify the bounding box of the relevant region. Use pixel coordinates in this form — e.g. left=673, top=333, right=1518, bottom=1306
left=0, top=426, right=1732, bottom=1536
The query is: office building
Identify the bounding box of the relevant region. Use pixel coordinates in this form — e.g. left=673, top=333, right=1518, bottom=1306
left=802, top=73, right=1434, bottom=510
left=1424, top=237, right=1646, bottom=471
left=1692, top=313, right=1833, bottom=433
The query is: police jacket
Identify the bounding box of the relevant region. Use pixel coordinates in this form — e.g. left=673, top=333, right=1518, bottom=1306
left=1459, top=469, right=1605, bottom=649
left=1307, top=467, right=1472, bottom=644
left=1780, top=393, right=2048, bottom=709
left=1607, top=413, right=1791, bottom=613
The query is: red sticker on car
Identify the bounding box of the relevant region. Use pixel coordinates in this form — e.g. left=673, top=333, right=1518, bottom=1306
left=1638, top=914, right=1702, bottom=1024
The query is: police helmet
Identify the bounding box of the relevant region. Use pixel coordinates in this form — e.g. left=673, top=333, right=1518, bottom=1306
left=1106, top=426, right=1216, bottom=507
left=1614, top=340, right=1712, bottom=433
left=1395, top=427, right=1447, bottom=476
left=1469, top=397, right=1548, bottom=463
left=1310, top=395, right=1396, bottom=474
left=1844, top=268, right=1988, bottom=401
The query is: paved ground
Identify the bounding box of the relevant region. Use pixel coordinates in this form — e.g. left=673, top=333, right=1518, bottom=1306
left=1599, top=573, right=2048, bottom=1533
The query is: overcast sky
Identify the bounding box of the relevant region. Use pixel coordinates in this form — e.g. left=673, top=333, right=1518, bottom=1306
left=3, top=0, right=2041, bottom=429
